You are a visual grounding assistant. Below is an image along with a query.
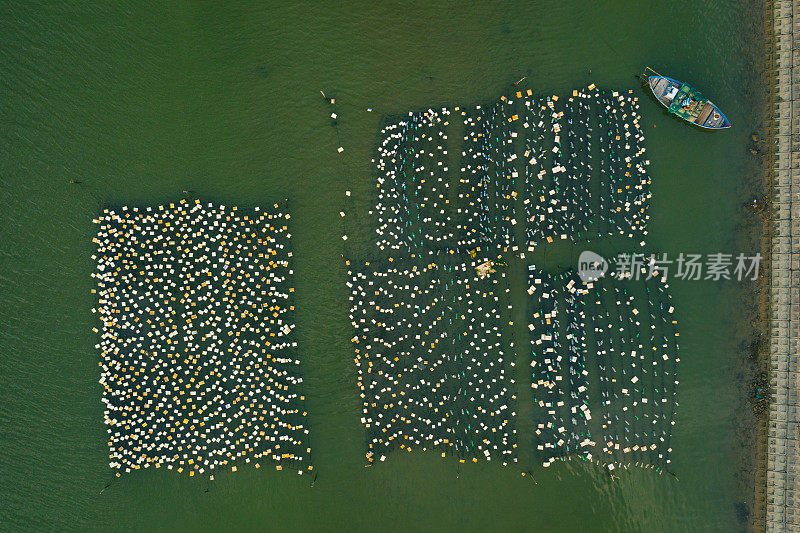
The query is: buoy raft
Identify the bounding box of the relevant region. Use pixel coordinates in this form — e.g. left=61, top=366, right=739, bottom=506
left=91, top=199, right=312, bottom=477
left=521, top=88, right=651, bottom=247
left=370, top=87, right=651, bottom=256
left=527, top=265, right=679, bottom=471
left=349, top=85, right=671, bottom=474
left=347, top=254, right=518, bottom=466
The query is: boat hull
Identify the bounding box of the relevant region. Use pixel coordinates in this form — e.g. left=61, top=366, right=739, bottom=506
left=647, top=74, right=731, bottom=129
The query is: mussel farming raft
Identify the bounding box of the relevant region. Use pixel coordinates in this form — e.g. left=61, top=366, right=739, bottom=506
left=527, top=266, right=679, bottom=471
left=347, top=253, right=518, bottom=465
left=346, top=85, right=676, bottom=473
left=369, top=86, right=650, bottom=255
left=92, top=199, right=312, bottom=477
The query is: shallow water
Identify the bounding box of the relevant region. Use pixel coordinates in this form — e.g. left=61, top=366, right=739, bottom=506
left=0, top=1, right=763, bottom=530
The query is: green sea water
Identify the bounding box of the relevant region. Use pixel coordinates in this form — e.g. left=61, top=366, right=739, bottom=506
left=1, top=1, right=765, bottom=530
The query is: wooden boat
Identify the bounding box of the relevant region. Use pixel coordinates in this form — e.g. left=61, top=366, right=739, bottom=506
left=645, top=70, right=731, bottom=129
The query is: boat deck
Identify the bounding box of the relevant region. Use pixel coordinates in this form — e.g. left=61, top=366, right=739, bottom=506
left=649, top=76, right=681, bottom=106
left=696, top=103, right=714, bottom=125
left=696, top=102, right=726, bottom=128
